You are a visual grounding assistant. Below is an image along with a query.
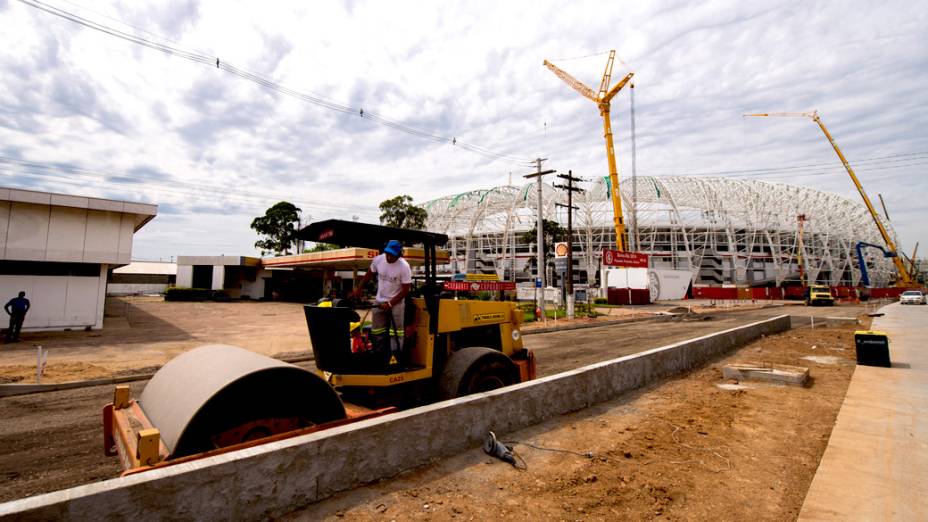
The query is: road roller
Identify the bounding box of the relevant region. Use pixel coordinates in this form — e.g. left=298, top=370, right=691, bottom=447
left=104, top=220, right=536, bottom=474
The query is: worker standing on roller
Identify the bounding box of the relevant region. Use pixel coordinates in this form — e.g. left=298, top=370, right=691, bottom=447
left=350, top=240, right=412, bottom=359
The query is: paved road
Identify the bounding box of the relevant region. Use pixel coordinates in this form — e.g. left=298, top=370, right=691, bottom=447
left=800, top=302, right=928, bottom=520
left=0, top=304, right=866, bottom=503
left=526, top=304, right=855, bottom=377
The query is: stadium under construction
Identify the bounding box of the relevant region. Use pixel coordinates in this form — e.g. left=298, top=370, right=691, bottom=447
left=422, top=175, right=900, bottom=289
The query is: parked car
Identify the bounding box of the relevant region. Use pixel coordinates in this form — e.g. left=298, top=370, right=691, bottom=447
left=900, top=290, right=927, bottom=305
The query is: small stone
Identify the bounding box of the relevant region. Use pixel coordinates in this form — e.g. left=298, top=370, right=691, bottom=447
left=584, top=475, right=597, bottom=483
left=624, top=452, right=633, bottom=459
left=335, top=511, right=345, bottom=518
left=423, top=504, right=430, bottom=510
left=452, top=507, right=463, bottom=514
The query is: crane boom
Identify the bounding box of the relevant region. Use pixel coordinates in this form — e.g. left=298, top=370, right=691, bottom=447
left=745, top=111, right=914, bottom=286
left=543, top=60, right=596, bottom=102
left=597, top=51, right=615, bottom=100
left=544, top=52, right=634, bottom=250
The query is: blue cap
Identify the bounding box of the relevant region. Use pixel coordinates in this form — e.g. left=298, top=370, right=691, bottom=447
left=384, top=240, right=403, bottom=257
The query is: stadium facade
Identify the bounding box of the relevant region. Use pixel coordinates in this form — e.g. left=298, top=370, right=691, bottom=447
left=422, top=176, right=898, bottom=288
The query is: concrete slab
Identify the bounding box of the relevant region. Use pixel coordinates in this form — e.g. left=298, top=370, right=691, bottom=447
left=799, top=303, right=928, bottom=520
left=0, top=316, right=790, bottom=520
left=722, top=362, right=809, bottom=385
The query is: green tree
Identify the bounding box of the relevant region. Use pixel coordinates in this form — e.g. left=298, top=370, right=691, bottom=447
left=520, top=219, right=565, bottom=259
left=379, top=195, right=428, bottom=230
left=251, top=201, right=301, bottom=255
left=305, top=242, right=339, bottom=253
left=519, top=219, right=566, bottom=270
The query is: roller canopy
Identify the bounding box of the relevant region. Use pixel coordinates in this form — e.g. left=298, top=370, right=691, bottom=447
left=298, top=219, right=448, bottom=250
left=138, top=345, right=345, bottom=458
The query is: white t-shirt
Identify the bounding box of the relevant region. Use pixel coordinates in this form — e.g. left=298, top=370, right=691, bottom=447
left=370, top=253, right=412, bottom=302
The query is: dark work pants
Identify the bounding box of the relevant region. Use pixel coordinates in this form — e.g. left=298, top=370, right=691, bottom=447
left=5, top=313, right=24, bottom=342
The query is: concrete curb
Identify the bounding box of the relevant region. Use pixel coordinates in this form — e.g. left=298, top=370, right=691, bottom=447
left=522, top=313, right=670, bottom=335
left=0, top=315, right=790, bottom=520
left=788, top=315, right=860, bottom=329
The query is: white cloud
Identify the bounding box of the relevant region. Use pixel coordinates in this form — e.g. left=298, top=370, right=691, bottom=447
left=0, top=0, right=926, bottom=258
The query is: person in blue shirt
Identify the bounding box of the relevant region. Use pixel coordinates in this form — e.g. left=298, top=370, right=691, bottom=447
left=4, top=291, right=30, bottom=343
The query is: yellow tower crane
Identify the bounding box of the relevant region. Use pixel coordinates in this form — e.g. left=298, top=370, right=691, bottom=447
left=744, top=111, right=914, bottom=286
left=544, top=51, right=634, bottom=251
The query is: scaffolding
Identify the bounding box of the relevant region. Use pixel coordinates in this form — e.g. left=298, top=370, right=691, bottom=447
left=421, top=176, right=898, bottom=287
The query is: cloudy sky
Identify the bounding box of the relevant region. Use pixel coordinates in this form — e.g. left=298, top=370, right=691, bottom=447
left=1, top=0, right=926, bottom=260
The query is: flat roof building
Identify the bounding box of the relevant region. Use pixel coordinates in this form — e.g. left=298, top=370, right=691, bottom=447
left=0, top=187, right=156, bottom=331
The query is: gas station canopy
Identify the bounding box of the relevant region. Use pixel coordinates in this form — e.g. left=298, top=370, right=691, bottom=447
left=262, top=247, right=449, bottom=271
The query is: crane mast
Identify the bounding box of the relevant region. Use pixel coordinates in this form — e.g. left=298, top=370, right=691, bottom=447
left=544, top=51, right=634, bottom=251
left=745, top=111, right=915, bottom=287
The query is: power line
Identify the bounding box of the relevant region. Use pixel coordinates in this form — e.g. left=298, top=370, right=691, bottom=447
left=17, top=0, right=535, bottom=166
left=0, top=155, right=380, bottom=219
left=638, top=152, right=928, bottom=180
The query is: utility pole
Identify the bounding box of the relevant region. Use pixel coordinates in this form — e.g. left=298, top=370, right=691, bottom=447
left=630, top=82, right=638, bottom=251
left=555, top=170, right=583, bottom=319
left=797, top=214, right=808, bottom=287
left=525, top=159, right=556, bottom=316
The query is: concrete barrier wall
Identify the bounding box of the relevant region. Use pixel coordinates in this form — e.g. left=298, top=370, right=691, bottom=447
left=0, top=315, right=790, bottom=521
left=788, top=315, right=860, bottom=329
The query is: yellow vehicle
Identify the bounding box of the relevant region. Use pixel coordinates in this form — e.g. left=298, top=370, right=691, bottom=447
left=806, top=285, right=835, bottom=306
left=104, top=220, right=536, bottom=473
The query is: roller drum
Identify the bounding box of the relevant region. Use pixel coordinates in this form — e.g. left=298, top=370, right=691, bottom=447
left=138, top=344, right=345, bottom=458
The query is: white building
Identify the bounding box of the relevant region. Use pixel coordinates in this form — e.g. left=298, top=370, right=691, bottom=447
left=175, top=256, right=271, bottom=299
left=107, top=261, right=176, bottom=295
left=0, top=187, right=156, bottom=331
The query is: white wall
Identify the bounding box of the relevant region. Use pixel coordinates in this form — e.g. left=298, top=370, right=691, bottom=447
left=0, top=270, right=107, bottom=330
left=604, top=268, right=649, bottom=289
left=106, top=283, right=168, bottom=295
left=0, top=201, right=139, bottom=264
left=241, top=269, right=271, bottom=299
left=211, top=265, right=225, bottom=290
left=176, top=265, right=193, bottom=287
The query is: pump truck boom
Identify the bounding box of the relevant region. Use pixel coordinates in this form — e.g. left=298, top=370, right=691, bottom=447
left=104, top=220, right=536, bottom=474
left=855, top=241, right=898, bottom=288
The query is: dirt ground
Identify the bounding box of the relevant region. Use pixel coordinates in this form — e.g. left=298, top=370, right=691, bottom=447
left=289, top=321, right=864, bottom=521
left=0, top=300, right=868, bottom=506
left=0, top=297, right=314, bottom=383
left=0, top=296, right=865, bottom=384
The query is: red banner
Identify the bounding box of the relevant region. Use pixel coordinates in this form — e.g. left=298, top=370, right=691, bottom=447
left=443, top=281, right=517, bottom=291
left=602, top=249, right=649, bottom=268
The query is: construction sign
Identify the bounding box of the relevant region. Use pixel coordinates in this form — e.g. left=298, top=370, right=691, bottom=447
left=443, top=281, right=517, bottom=291
left=602, top=249, right=649, bottom=268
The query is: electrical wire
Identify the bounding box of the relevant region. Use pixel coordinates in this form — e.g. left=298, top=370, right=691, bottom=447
left=0, top=156, right=380, bottom=219
left=502, top=440, right=595, bottom=459
left=639, top=152, right=928, bottom=180
left=17, top=0, right=535, bottom=166
left=548, top=50, right=611, bottom=62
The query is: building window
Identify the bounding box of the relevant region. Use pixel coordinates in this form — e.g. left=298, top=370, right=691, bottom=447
left=0, top=261, right=101, bottom=277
